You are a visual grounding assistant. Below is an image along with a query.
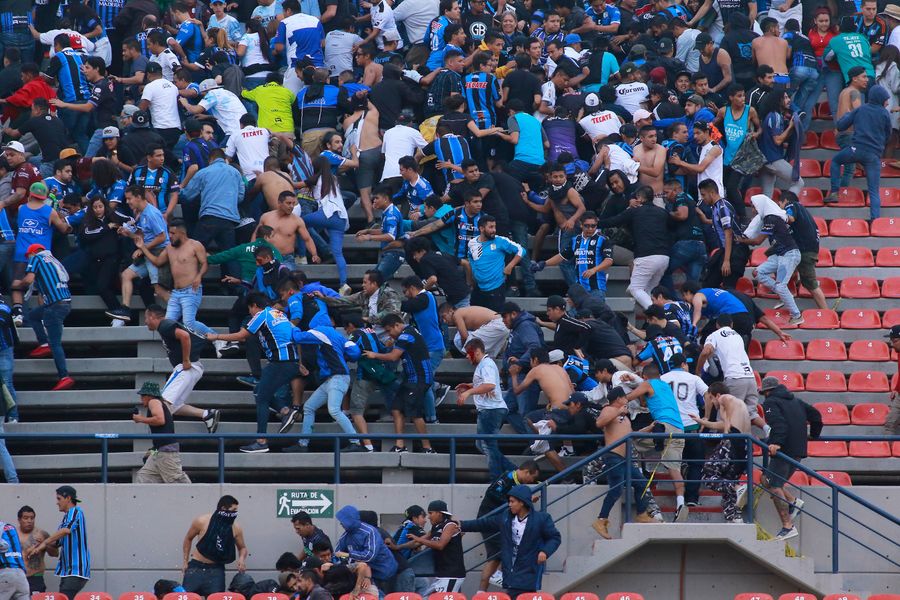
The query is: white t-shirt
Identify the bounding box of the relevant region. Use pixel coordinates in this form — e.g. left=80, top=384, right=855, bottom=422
left=537, top=81, right=557, bottom=121
left=371, top=0, right=402, bottom=49
left=661, top=368, right=709, bottom=429
left=698, top=141, right=724, bottom=196
left=40, top=29, right=95, bottom=55
left=225, top=126, right=270, bottom=178
left=676, top=29, right=701, bottom=72
left=578, top=110, right=621, bottom=141
left=199, top=89, right=248, bottom=138
left=473, top=356, right=506, bottom=410
left=392, top=0, right=438, bottom=46
left=381, top=125, right=428, bottom=179
left=614, top=82, right=648, bottom=115
left=705, top=326, right=754, bottom=380
left=140, top=78, right=181, bottom=129
left=325, top=30, right=363, bottom=76
left=150, top=49, right=181, bottom=81
left=511, top=515, right=528, bottom=558
left=239, top=32, right=269, bottom=72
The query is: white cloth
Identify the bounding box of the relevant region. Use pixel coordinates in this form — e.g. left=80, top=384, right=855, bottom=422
left=661, top=369, right=709, bottom=429
left=578, top=110, right=621, bottom=141
left=675, top=29, right=701, bottom=72
left=530, top=421, right=552, bottom=454
left=324, top=30, right=363, bottom=76
left=312, top=179, right=350, bottom=225
left=607, top=144, right=640, bottom=183
left=537, top=81, right=557, bottom=121
left=225, top=125, right=271, bottom=178
left=140, top=78, right=181, bottom=129
left=92, top=36, right=112, bottom=66
left=744, top=193, right=787, bottom=238
left=371, top=0, right=402, bottom=49
left=628, top=254, right=669, bottom=309
left=876, top=61, right=900, bottom=129
left=890, top=26, right=900, bottom=52
left=162, top=362, right=205, bottom=411
left=381, top=125, right=428, bottom=179
left=458, top=317, right=509, bottom=359
left=149, top=49, right=181, bottom=81
left=698, top=141, right=724, bottom=196
left=199, top=89, right=248, bottom=138
left=614, top=82, right=649, bottom=115
left=705, top=326, right=754, bottom=380
left=392, top=0, right=438, bottom=45
left=472, top=355, right=506, bottom=410
left=239, top=32, right=269, bottom=71
left=40, top=29, right=95, bottom=54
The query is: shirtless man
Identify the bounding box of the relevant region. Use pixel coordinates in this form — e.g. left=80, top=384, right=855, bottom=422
left=633, top=125, right=667, bottom=201
left=824, top=67, right=866, bottom=202
left=439, top=304, right=509, bottom=358
left=182, top=495, right=248, bottom=596
left=511, top=347, right=573, bottom=410
left=250, top=157, right=295, bottom=211
left=254, top=190, right=320, bottom=265
left=751, top=18, right=789, bottom=84
left=16, top=506, right=57, bottom=594
left=693, top=381, right=752, bottom=522
left=355, top=104, right=383, bottom=225
left=591, top=387, right=656, bottom=538
left=137, top=219, right=214, bottom=337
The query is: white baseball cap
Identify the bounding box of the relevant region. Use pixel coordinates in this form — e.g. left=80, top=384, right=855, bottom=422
left=633, top=109, right=653, bottom=121
left=584, top=93, right=600, bottom=108
left=102, top=126, right=120, bottom=139
left=548, top=349, right=566, bottom=362
left=2, top=141, right=25, bottom=154
left=199, top=79, right=221, bottom=94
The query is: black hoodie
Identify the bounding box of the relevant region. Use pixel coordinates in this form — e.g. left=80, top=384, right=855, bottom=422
left=763, top=384, right=823, bottom=459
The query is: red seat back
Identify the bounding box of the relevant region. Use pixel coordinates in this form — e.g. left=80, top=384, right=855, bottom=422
left=386, top=594, right=424, bottom=600
left=833, top=246, right=874, bottom=267
left=799, top=159, right=822, bottom=178
left=813, top=402, right=850, bottom=425
left=560, top=594, right=599, bottom=600
left=472, top=594, right=509, bottom=600
left=811, top=471, right=853, bottom=486
left=805, top=339, right=847, bottom=361
left=207, top=594, right=246, bottom=600
left=799, top=278, right=838, bottom=299
left=807, top=441, right=849, bottom=457
left=848, top=340, right=890, bottom=361
left=822, top=594, right=861, bottom=600
left=750, top=246, right=769, bottom=267
left=736, top=277, right=755, bottom=296
left=763, top=340, right=805, bottom=360
left=817, top=247, right=833, bottom=266
left=798, top=187, right=824, bottom=207
left=515, top=594, right=554, bottom=600
left=341, top=594, right=377, bottom=600
left=764, top=371, right=805, bottom=391
left=604, top=595, right=644, bottom=600
left=786, top=471, right=810, bottom=487
left=801, top=131, right=818, bottom=149
left=834, top=187, right=866, bottom=207
left=251, top=595, right=289, bottom=600
left=875, top=247, right=900, bottom=267
left=734, top=595, right=774, bottom=600
left=799, top=308, right=839, bottom=329
left=32, top=595, right=68, bottom=600
left=163, top=594, right=201, bottom=600
left=868, top=595, right=900, bottom=600
left=748, top=338, right=763, bottom=360
left=840, top=309, right=881, bottom=329
left=119, top=594, right=157, bottom=600
left=850, top=403, right=889, bottom=426
left=848, top=440, right=892, bottom=458
left=777, top=594, right=817, bottom=600
left=881, top=187, right=900, bottom=207
left=882, top=277, right=900, bottom=298
left=828, top=219, right=870, bottom=237
left=805, top=370, right=847, bottom=392
left=839, top=277, right=880, bottom=298
left=75, top=594, right=112, bottom=600
left=819, top=129, right=839, bottom=150
left=883, top=308, right=900, bottom=328
left=848, top=370, right=890, bottom=392
left=871, top=217, right=900, bottom=237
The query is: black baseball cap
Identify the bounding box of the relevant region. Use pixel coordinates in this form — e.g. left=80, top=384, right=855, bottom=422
left=145, top=61, right=163, bottom=74
left=56, top=485, right=82, bottom=503
left=564, top=392, right=588, bottom=406
left=427, top=500, right=452, bottom=515
left=546, top=295, right=566, bottom=309
left=886, top=325, right=900, bottom=339
left=695, top=32, right=713, bottom=50
left=132, top=110, right=151, bottom=127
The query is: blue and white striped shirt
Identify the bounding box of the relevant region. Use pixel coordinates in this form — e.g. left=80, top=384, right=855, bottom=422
left=56, top=507, right=91, bottom=579
left=246, top=307, right=299, bottom=362
left=26, top=251, right=72, bottom=305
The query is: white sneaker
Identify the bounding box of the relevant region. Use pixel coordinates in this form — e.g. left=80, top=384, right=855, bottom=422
left=489, top=569, right=504, bottom=587
left=789, top=498, right=805, bottom=521
left=557, top=446, right=576, bottom=457
left=788, top=315, right=805, bottom=326
left=763, top=424, right=772, bottom=437
left=773, top=526, right=798, bottom=541
left=110, top=319, right=124, bottom=328
left=213, top=339, right=228, bottom=359
left=735, top=483, right=749, bottom=509
left=12, top=314, right=23, bottom=327
left=529, top=439, right=550, bottom=455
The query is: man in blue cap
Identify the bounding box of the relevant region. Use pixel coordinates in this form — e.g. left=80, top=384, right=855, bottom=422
left=459, top=484, right=561, bottom=597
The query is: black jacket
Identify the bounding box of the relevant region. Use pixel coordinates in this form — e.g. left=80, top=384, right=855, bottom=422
left=763, top=385, right=823, bottom=459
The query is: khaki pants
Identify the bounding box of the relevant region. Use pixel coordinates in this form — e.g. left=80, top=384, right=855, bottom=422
left=136, top=450, right=191, bottom=483
left=301, top=129, right=330, bottom=158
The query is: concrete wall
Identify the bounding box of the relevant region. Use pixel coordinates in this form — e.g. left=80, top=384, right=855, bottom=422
left=1, top=484, right=897, bottom=598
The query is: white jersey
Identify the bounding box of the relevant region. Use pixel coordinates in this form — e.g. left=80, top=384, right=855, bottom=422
left=150, top=48, right=181, bottom=81
left=607, top=144, right=640, bottom=183
left=225, top=126, right=271, bottom=178
left=578, top=110, right=621, bottom=141
left=614, top=82, right=648, bottom=115
left=199, top=89, right=248, bottom=138
left=661, top=368, right=708, bottom=429
left=705, top=326, right=754, bottom=380
left=140, top=78, right=181, bottom=129
left=698, top=141, right=724, bottom=196
left=371, top=0, right=403, bottom=49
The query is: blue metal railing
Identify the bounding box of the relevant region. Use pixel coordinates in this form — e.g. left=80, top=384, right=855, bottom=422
left=2, top=431, right=899, bottom=574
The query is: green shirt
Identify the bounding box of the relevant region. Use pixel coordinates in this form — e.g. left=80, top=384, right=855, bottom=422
left=241, top=83, right=296, bottom=133
left=825, top=33, right=875, bottom=83
left=208, top=240, right=283, bottom=281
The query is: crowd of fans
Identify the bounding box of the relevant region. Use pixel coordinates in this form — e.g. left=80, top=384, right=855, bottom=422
left=0, top=0, right=899, bottom=580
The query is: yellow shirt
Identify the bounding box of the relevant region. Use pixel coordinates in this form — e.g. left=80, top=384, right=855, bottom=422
left=241, top=82, right=296, bottom=133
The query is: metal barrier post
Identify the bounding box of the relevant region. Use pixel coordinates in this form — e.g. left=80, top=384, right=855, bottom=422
left=334, top=437, right=341, bottom=484
left=624, top=437, right=632, bottom=522
left=218, top=437, right=225, bottom=484
left=101, top=438, right=109, bottom=484
left=832, top=491, right=839, bottom=573
left=540, top=484, right=548, bottom=512
left=746, top=437, right=754, bottom=524
left=449, top=437, right=457, bottom=485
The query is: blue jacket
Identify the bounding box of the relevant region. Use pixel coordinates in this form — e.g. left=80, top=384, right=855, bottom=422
left=653, top=107, right=716, bottom=148
left=460, top=489, right=561, bottom=592
left=180, top=158, right=244, bottom=223
left=836, top=84, right=892, bottom=157
left=504, top=311, right=544, bottom=367
left=335, top=506, right=398, bottom=581
left=291, top=326, right=361, bottom=379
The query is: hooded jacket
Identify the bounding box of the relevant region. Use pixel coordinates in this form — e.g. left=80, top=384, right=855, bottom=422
left=503, top=311, right=545, bottom=367
left=334, top=506, right=398, bottom=581
left=836, top=85, right=893, bottom=157
left=762, top=384, right=823, bottom=459
left=460, top=485, right=561, bottom=592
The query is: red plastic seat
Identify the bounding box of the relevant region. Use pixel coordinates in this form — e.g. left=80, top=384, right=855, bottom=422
left=879, top=159, right=900, bottom=177
left=604, top=595, right=643, bottom=600
left=32, top=595, right=68, bottom=600
left=744, top=186, right=763, bottom=206
left=748, top=338, right=763, bottom=360
left=750, top=246, right=769, bottom=267
left=848, top=440, right=892, bottom=458
left=824, top=591, right=861, bottom=598
left=430, top=594, right=465, bottom=600
left=833, top=246, right=874, bottom=267
left=814, top=402, right=850, bottom=425
left=806, top=370, right=847, bottom=392
left=74, top=596, right=111, bottom=600
left=251, top=595, right=289, bottom=600
left=796, top=187, right=824, bottom=207
left=875, top=247, right=900, bottom=266
left=735, top=277, right=755, bottom=296
left=799, top=308, right=839, bottom=329
left=894, top=441, right=900, bottom=457
left=799, top=277, right=838, bottom=299
left=839, top=276, right=880, bottom=298
left=814, top=216, right=829, bottom=237
left=801, top=131, right=818, bottom=149
left=812, top=471, right=853, bottom=486
left=869, top=596, right=900, bottom=600
left=880, top=187, right=900, bottom=207
left=763, top=340, right=805, bottom=360
left=882, top=277, right=900, bottom=298
left=808, top=440, right=849, bottom=457
left=759, top=309, right=798, bottom=329
left=871, top=217, right=900, bottom=237
left=805, top=339, right=847, bottom=361
left=850, top=403, right=889, bottom=425
left=786, top=471, right=810, bottom=487
left=734, top=594, right=774, bottom=600
left=517, top=594, right=554, bottom=600
left=883, top=308, right=900, bottom=328
left=819, top=129, right=840, bottom=150
left=828, top=219, right=870, bottom=237
left=848, top=340, right=890, bottom=361
left=816, top=247, right=833, bottom=266
left=119, top=594, right=158, bottom=600
left=765, top=370, right=805, bottom=391
left=834, top=187, right=867, bottom=207
left=778, top=594, right=817, bottom=600
left=848, top=370, right=890, bottom=392
left=840, top=309, right=881, bottom=329
left=799, top=159, right=822, bottom=178
left=341, top=595, right=376, bottom=600
left=163, top=595, right=201, bottom=600
left=816, top=101, right=832, bottom=118
left=208, top=594, right=245, bottom=600
left=561, top=595, right=598, bottom=600
left=472, top=594, right=510, bottom=600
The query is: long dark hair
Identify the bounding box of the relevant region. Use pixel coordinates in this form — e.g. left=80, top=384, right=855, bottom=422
left=758, top=88, right=789, bottom=124
left=91, top=158, right=120, bottom=189
left=878, top=45, right=900, bottom=82
left=83, top=197, right=113, bottom=230
left=246, top=19, right=271, bottom=62
left=310, top=155, right=338, bottom=200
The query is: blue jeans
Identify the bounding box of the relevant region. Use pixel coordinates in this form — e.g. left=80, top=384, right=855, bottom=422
left=477, top=407, right=515, bottom=478
left=30, top=301, right=71, bottom=378
left=57, top=105, right=91, bottom=154
left=757, top=249, right=801, bottom=318
left=662, top=240, right=707, bottom=290
left=509, top=221, right=537, bottom=291
left=790, top=66, right=820, bottom=130
left=303, top=210, right=348, bottom=284
left=0, top=422, right=18, bottom=483
left=298, top=374, right=356, bottom=446
left=423, top=350, right=444, bottom=422
left=85, top=127, right=105, bottom=158
left=254, top=361, right=297, bottom=435
left=598, top=453, right=648, bottom=518
left=0, top=31, right=34, bottom=62
left=505, top=373, right=540, bottom=434
left=166, top=286, right=214, bottom=335
left=0, top=347, right=18, bottom=422
left=376, top=250, right=404, bottom=281
left=829, top=145, right=882, bottom=219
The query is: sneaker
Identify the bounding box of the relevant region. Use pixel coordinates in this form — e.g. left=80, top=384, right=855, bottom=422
left=220, top=341, right=241, bottom=357
left=634, top=511, right=657, bottom=524
left=772, top=301, right=785, bottom=310
left=773, top=526, right=799, bottom=541
left=51, top=376, right=75, bottom=391
left=283, top=444, right=309, bottom=453
left=557, top=446, right=576, bottom=457
left=28, top=344, right=52, bottom=358
left=489, top=570, right=504, bottom=587
left=423, top=447, right=437, bottom=454
left=213, top=340, right=228, bottom=359
left=789, top=498, right=805, bottom=521
left=279, top=408, right=301, bottom=433
left=342, top=443, right=367, bottom=453
left=239, top=441, right=269, bottom=453
left=367, top=219, right=380, bottom=229
left=735, top=483, right=749, bottom=509
left=236, top=375, right=259, bottom=388
left=823, top=192, right=839, bottom=204
left=105, top=308, right=131, bottom=322
left=652, top=512, right=665, bottom=523
left=389, top=445, right=408, bottom=453
left=204, top=409, right=221, bottom=434
left=730, top=517, right=746, bottom=524
left=788, top=315, right=805, bottom=326
left=433, top=384, right=450, bottom=407
left=339, top=283, right=353, bottom=296
left=592, top=518, right=611, bottom=539
left=12, top=314, right=23, bottom=327
left=110, top=318, right=124, bottom=328
left=674, top=504, right=690, bottom=523
left=685, top=501, right=700, bottom=508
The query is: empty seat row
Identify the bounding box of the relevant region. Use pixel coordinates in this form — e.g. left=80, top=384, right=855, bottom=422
left=753, top=339, right=894, bottom=362
left=828, top=217, right=900, bottom=237
left=736, top=594, right=900, bottom=600
left=759, top=308, right=900, bottom=329
left=741, top=470, right=853, bottom=487
left=749, top=247, right=900, bottom=268
left=813, top=403, right=891, bottom=426
left=807, top=440, right=900, bottom=458
left=764, top=370, right=891, bottom=393
left=744, top=186, right=900, bottom=208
